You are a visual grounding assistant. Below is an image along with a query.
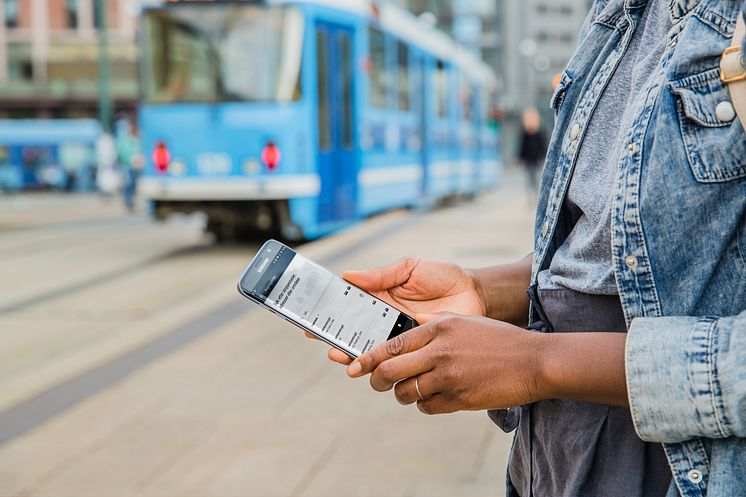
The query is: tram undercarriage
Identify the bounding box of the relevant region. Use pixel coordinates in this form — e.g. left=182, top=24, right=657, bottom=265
left=152, top=199, right=304, bottom=242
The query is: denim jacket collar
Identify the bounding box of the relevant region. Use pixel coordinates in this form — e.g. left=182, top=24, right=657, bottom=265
left=598, top=0, right=694, bottom=15
left=595, top=0, right=675, bottom=28
left=670, top=0, right=701, bottom=20
left=597, top=0, right=735, bottom=38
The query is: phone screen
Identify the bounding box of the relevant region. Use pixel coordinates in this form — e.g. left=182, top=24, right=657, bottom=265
left=239, top=240, right=416, bottom=357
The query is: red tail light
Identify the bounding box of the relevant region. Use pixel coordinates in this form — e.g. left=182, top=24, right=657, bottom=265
left=261, top=142, right=281, bottom=171
left=152, top=141, right=171, bottom=174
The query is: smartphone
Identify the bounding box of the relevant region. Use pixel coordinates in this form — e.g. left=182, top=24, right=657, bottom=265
left=237, top=239, right=418, bottom=359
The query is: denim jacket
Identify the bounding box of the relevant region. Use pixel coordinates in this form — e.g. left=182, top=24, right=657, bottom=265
left=531, top=0, right=746, bottom=496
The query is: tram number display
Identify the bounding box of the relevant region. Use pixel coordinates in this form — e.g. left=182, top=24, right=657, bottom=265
left=196, top=153, right=232, bottom=176
left=167, top=0, right=263, bottom=3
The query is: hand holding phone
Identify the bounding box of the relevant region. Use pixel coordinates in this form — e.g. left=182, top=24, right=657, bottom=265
left=238, top=240, right=418, bottom=359
left=325, top=257, right=488, bottom=365
left=342, top=258, right=487, bottom=324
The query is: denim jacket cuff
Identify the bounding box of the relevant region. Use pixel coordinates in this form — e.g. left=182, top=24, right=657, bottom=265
left=625, top=316, right=732, bottom=443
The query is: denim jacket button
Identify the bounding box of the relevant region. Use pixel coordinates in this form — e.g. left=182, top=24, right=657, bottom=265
left=687, top=469, right=703, bottom=484
left=625, top=255, right=638, bottom=269
left=570, top=123, right=581, bottom=141
left=715, top=101, right=736, bottom=123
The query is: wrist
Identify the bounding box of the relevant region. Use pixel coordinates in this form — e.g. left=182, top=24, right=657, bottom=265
left=466, top=267, right=490, bottom=318
left=529, top=332, right=630, bottom=406
left=469, top=256, right=532, bottom=325
left=531, top=332, right=559, bottom=402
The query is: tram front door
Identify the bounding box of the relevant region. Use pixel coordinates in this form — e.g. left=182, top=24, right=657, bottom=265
left=315, top=22, right=357, bottom=223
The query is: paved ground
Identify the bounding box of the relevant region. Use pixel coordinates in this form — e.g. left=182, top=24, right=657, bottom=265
left=0, top=172, right=536, bottom=497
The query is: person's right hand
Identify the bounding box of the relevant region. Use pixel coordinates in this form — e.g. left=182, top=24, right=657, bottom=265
left=316, top=257, right=487, bottom=365
left=344, top=257, right=486, bottom=321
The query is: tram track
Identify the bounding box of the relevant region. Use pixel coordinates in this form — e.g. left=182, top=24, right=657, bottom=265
left=0, top=214, right=207, bottom=313
left=0, top=210, right=422, bottom=447
left=0, top=213, right=205, bottom=262
left=0, top=216, right=146, bottom=261
left=0, top=240, right=219, bottom=316
left=0, top=241, right=267, bottom=385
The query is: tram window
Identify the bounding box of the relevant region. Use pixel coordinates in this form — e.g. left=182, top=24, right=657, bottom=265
left=397, top=41, right=410, bottom=112
left=340, top=33, right=353, bottom=149
left=410, top=53, right=422, bottom=113
left=4, top=0, right=19, bottom=28
left=316, top=29, right=331, bottom=150
left=65, top=0, right=78, bottom=28
left=433, top=60, right=447, bottom=118
left=480, top=89, right=490, bottom=124
left=369, top=27, right=388, bottom=108
left=462, top=79, right=472, bottom=122
left=141, top=6, right=303, bottom=103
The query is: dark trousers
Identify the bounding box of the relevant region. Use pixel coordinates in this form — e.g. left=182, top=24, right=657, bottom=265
left=495, top=286, right=671, bottom=497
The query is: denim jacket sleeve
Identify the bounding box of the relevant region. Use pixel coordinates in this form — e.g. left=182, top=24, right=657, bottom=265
left=625, top=310, right=746, bottom=443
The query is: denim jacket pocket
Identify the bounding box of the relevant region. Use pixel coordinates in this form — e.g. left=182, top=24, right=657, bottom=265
left=550, top=71, right=574, bottom=115
left=670, top=68, right=746, bottom=183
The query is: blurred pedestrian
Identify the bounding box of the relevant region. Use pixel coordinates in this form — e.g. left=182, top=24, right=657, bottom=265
left=0, top=146, right=21, bottom=193
left=95, top=132, right=118, bottom=196
left=116, top=120, right=143, bottom=212
left=517, top=107, right=547, bottom=192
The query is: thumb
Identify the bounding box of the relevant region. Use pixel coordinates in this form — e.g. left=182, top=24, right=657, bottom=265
left=343, top=257, right=416, bottom=292
left=413, top=312, right=439, bottom=325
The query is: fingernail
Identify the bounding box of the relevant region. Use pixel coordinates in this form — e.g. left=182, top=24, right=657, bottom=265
left=348, top=362, right=362, bottom=377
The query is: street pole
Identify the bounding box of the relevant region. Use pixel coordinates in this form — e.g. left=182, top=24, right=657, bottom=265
left=95, top=0, right=112, bottom=133
left=0, top=0, right=7, bottom=83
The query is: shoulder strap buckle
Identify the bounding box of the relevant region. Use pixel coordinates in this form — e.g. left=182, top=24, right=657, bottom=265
left=721, top=45, right=746, bottom=84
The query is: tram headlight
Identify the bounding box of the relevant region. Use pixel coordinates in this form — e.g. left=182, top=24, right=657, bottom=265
left=261, top=141, right=281, bottom=171
left=169, top=160, right=186, bottom=176
left=152, top=141, right=171, bottom=174
left=242, top=158, right=261, bottom=175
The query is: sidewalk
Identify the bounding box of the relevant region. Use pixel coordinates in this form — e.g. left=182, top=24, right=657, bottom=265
left=0, top=192, right=134, bottom=231
left=0, top=171, right=537, bottom=497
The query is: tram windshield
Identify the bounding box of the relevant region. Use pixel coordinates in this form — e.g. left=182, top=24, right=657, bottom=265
left=141, top=6, right=303, bottom=104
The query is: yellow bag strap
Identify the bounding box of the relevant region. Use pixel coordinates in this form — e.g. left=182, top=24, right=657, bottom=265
left=720, top=14, right=746, bottom=133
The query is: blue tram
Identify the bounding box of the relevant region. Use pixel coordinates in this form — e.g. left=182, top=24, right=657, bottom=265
left=138, top=0, right=501, bottom=240
left=0, top=119, right=101, bottom=192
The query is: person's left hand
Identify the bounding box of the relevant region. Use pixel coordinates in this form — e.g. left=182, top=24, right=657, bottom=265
left=346, top=313, right=544, bottom=414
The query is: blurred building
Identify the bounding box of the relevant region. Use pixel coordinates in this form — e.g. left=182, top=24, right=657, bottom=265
left=403, top=0, right=501, bottom=74
left=404, top=0, right=589, bottom=109
left=0, top=0, right=590, bottom=128
left=498, top=0, right=590, bottom=158
left=404, top=0, right=591, bottom=159
left=0, top=0, right=139, bottom=119
left=500, top=0, right=590, bottom=112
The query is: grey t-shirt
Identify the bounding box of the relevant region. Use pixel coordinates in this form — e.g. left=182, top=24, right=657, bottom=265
left=539, top=0, right=672, bottom=295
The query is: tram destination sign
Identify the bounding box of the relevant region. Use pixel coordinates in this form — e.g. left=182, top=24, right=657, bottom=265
left=166, top=0, right=266, bottom=3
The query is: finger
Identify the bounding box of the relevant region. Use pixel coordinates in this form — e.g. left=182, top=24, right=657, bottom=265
left=416, top=394, right=460, bottom=415
left=347, top=323, right=435, bottom=378
left=328, top=348, right=353, bottom=365
left=413, top=312, right=439, bottom=324
left=343, top=257, right=417, bottom=292
left=369, top=348, right=433, bottom=392
left=394, top=371, right=438, bottom=405
left=304, top=332, right=318, bottom=340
